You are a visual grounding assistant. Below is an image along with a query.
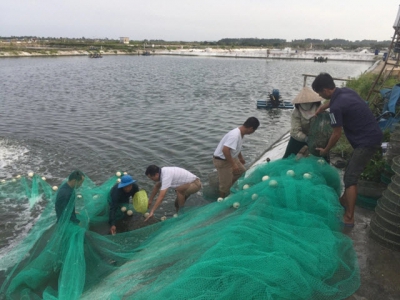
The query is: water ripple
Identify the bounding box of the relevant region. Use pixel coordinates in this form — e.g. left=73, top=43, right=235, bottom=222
left=0, top=55, right=371, bottom=218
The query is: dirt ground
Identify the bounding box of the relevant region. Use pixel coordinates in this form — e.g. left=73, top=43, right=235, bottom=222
left=345, top=207, right=400, bottom=300
left=328, top=154, right=400, bottom=300
left=370, top=59, right=400, bottom=78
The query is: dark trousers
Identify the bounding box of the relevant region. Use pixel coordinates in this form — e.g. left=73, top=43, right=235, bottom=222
left=283, top=136, right=330, bottom=163
left=283, top=137, right=307, bottom=158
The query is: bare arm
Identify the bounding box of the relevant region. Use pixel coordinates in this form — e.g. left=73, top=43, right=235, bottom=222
left=222, top=146, right=239, bottom=173
left=315, top=101, right=330, bottom=115
left=145, top=188, right=167, bottom=221
left=238, top=152, right=245, bottom=165
left=147, top=182, right=161, bottom=208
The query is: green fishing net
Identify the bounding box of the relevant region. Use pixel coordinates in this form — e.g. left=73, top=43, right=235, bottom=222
left=307, top=112, right=333, bottom=157
left=0, top=156, right=359, bottom=299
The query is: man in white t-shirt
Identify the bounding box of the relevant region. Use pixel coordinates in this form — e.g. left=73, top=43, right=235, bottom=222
left=213, top=117, right=260, bottom=198
left=144, top=165, right=202, bottom=221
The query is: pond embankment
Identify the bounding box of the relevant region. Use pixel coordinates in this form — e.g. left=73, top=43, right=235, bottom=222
left=0, top=47, right=382, bottom=62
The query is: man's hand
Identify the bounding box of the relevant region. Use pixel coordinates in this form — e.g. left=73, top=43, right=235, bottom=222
left=316, top=147, right=329, bottom=156
left=144, top=211, right=154, bottom=222
left=315, top=101, right=330, bottom=116
left=315, top=106, right=324, bottom=116
left=110, top=225, right=117, bottom=235
left=232, top=163, right=240, bottom=174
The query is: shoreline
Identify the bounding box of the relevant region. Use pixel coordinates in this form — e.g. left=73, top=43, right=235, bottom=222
left=0, top=48, right=381, bottom=62
left=158, top=48, right=379, bottom=62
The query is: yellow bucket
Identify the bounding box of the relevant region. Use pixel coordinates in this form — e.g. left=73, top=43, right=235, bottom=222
left=133, top=190, right=148, bottom=214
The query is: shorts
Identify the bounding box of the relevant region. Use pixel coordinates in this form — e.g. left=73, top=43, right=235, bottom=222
left=213, top=156, right=246, bottom=195
left=184, top=178, right=202, bottom=197
left=343, top=146, right=380, bottom=188
left=175, top=178, right=202, bottom=199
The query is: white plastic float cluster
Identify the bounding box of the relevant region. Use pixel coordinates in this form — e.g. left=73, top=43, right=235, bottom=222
left=217, top=169, right=315, bottom=208
left=0, top=172, right=60, bottom=191
left=115, top=171, right=129, bottom=183
left=3, top=169, right=314, bottom=218
left=0, top=170, right=135, bottom=193
left=120, top=206, right=133, bottom=216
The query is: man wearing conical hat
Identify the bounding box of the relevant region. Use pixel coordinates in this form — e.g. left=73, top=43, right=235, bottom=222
left=283, top=87, right=325, bottom=158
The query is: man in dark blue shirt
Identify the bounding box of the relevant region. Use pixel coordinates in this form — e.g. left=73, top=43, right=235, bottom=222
left=55, top=170, right=85, bottom=224
left=312, top=73, right=383, bottom=227
left=108, top=174, right=139, bottom=235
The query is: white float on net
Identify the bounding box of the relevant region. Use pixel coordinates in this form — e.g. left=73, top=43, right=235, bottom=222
left=286, top=170, right=295, bottom=177
left=269, top=180, right=278, bottom=187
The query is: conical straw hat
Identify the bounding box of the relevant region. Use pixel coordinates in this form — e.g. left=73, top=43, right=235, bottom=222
left=292, top=87, right=323, bottom=104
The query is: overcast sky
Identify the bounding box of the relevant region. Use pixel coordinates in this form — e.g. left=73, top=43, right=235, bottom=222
left=1, top=0, right=399, bottom=41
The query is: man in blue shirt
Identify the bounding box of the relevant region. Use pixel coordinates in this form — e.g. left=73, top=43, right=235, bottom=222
left=55, top=170, right=85, bottom=224
left=312, top=73, right=383, bottom=227
left=108, top=174, right=139, bottom=235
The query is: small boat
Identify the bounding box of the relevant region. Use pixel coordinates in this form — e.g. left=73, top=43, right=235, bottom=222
left=314, top=56, right=328, bottom=62
left=89, top=53, right=102, bottom=58
left=256, top=89, right=294, bottom=109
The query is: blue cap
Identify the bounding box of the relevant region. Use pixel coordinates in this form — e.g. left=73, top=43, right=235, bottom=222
left=118, top=175, right=136, bottom=188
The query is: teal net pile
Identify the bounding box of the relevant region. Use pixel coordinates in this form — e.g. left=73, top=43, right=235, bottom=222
left=0, top=157, right=360, bottom=299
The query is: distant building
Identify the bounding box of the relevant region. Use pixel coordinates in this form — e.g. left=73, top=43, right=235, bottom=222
left=120, top=37, right=129, bottom=44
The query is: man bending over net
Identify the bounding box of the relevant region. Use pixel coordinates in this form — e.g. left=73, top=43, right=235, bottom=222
left=144, top=165, right=201, bottom=221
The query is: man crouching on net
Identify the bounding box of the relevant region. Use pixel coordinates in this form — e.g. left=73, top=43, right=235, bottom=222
left=144, top=165, right=201, bottom=221
left=108, top=174, right=139, bottom=235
